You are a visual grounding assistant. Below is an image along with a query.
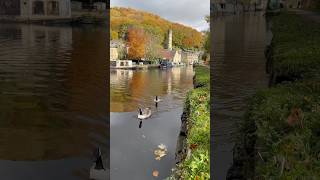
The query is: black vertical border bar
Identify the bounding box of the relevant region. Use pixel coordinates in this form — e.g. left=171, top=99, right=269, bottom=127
left=106, top=0, right=110, bottom=179
left=209, top=0, right=214, bottom=179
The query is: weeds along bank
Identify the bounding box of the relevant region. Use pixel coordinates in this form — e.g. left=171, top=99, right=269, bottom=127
left=228, top=12, right=320, bottom=179
left=266, top=12, right=320, bottom=85
left=172, top=66, right=210, bottom=179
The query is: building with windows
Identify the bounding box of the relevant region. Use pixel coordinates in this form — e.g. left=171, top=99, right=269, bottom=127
left=182, top=51, right=200, bottom=65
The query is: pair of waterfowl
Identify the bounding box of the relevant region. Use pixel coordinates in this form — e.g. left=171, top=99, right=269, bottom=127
left=138, top=96, right=162, bottom=119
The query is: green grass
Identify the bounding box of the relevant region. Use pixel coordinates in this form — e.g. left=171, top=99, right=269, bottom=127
left=194, top=66, right=210, bottom=88
left=271, top=12, right=320, bottom=81
left=237, top=12, right=320, bottom=179
left=246, top=81, right=320, bottom=179
left=172, top=65, right=210, bottom=179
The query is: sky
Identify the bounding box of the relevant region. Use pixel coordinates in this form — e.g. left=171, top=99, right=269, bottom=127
left=110, top=0, right=210, bottom=31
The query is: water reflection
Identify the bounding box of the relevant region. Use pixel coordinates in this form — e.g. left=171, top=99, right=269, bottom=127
left=212, top=13, right=269, bottom=179
left=110, top=67, right=194, bottom=112
left=110, top=67, right=194, bottom=179
left=0, top=23, right=108, bottom=179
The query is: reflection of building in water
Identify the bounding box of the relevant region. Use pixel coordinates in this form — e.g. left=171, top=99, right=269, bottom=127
left=184, top=66, right=195, bottom=80
left=0, top=24, right=110, bottom=162
left=171, top=67, right=181, bottom=81
left=20, top=24, right=72, bottom=48
left=0, top=0, right=71, bottom=20
left=0, top=24, right=76, bottom=161
left=110, top=70, right=133, bottom=84
left=167, top=74, right=172, bottom=94
left=0, top=24, right=72, bottom=73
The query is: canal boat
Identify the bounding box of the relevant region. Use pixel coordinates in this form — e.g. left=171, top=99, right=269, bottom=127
left=110, top=60, right=137, bottom=69
left=160, top=61, right=173, bottom=68
left=138, top=107, right=152, bottom=119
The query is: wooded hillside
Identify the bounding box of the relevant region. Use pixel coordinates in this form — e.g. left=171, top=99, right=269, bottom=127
left=110, top=7, right=204, bottom=50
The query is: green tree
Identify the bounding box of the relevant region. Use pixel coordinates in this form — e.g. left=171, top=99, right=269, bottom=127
left=145, top=33, right=162, bottom=62
left=203, top=15, right=210, bottom=62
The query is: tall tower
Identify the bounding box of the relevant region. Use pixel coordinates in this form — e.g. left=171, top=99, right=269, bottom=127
left=167, top=29, right=172, bottom=50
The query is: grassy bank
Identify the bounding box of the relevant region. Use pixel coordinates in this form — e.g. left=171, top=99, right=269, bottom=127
left=173, top=66, right=210, bottom=179
left=245, top=81, right=320, bottom=178
left=234, top=12, right=320, bottom=179
left=269, top=12, right=320, bottom=83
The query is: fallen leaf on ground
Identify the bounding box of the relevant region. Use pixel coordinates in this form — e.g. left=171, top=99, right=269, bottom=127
left=190, top=143, right=198, bottom=150
left=287, top=107, right=303, bottom=127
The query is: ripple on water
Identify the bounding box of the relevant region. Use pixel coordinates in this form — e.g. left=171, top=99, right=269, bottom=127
left=0, top=23, right=108, bottom=180
left=110, top=67, right=194, bottom=179
left=211, top=13, right=269, bottom=179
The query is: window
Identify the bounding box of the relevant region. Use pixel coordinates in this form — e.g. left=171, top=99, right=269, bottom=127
left=120, top=62, right=124, bottom=66
left=33, top=1, right=44, bottom=15
left=47, top=1, right=59, bottom=16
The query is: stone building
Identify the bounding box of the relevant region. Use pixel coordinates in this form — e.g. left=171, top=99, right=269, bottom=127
left=110, top=47, right=118, bottom=61
left=110, top=40, right=127, bottom=61
left=0, top=0, right=71, bottom=20
left=182, top=51, right=200, bottom=65
left=161, top=29, right=200, bottom=65
left=172, top=50, right=182, bottom=65
left=161, top=49, right=182, bottom=65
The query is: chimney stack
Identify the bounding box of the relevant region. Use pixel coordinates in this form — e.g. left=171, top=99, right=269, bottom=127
left=167, top=29, right=172, bottom=50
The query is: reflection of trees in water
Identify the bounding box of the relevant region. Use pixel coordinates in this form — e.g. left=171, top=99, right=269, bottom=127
left=0, top=25, right=108, bottom=160
left=110, top=67, right=194, bottom=112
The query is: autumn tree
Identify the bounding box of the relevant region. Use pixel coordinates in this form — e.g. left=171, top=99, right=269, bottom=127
left=111, top=30, right=118, bottom=40
left=111, top=7, right=204, bottom=50
left=127, top=27, right=146, bottom=60
left=145, top=33, right=162, bottom=62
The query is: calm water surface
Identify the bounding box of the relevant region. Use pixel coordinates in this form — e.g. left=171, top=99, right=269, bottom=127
left=110, top=67, right=194, bottom=179
left=0, top=23, right=108, bottom=180
left=212, top=13, right=269, bottom=179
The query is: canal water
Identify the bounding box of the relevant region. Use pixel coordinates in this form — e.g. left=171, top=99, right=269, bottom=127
left=110, top=67, right=194, bottom=179
left=0, top=23, right=108, bottom=180
left=212, top=13, right=269, bottom=179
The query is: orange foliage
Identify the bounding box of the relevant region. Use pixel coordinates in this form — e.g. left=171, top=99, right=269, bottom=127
left=111, top=7, right=204, bottom=49
left=127, top=28, right=146, bottom=60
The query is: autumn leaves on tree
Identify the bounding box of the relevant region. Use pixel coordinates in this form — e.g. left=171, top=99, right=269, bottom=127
left=111, top=7, right=205, bottom=61
left=127, top=28, right=146, bottom=60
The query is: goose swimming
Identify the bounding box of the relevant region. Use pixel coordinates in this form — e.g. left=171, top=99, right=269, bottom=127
left=154, top=96, right=162, bottom=103
left=89, top=147, right=108, bottom=180
left=138, top=107, right=152, bottom=119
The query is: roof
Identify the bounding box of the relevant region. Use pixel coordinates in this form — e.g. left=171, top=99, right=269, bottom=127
left=161, top=49, right=177, bottom=60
